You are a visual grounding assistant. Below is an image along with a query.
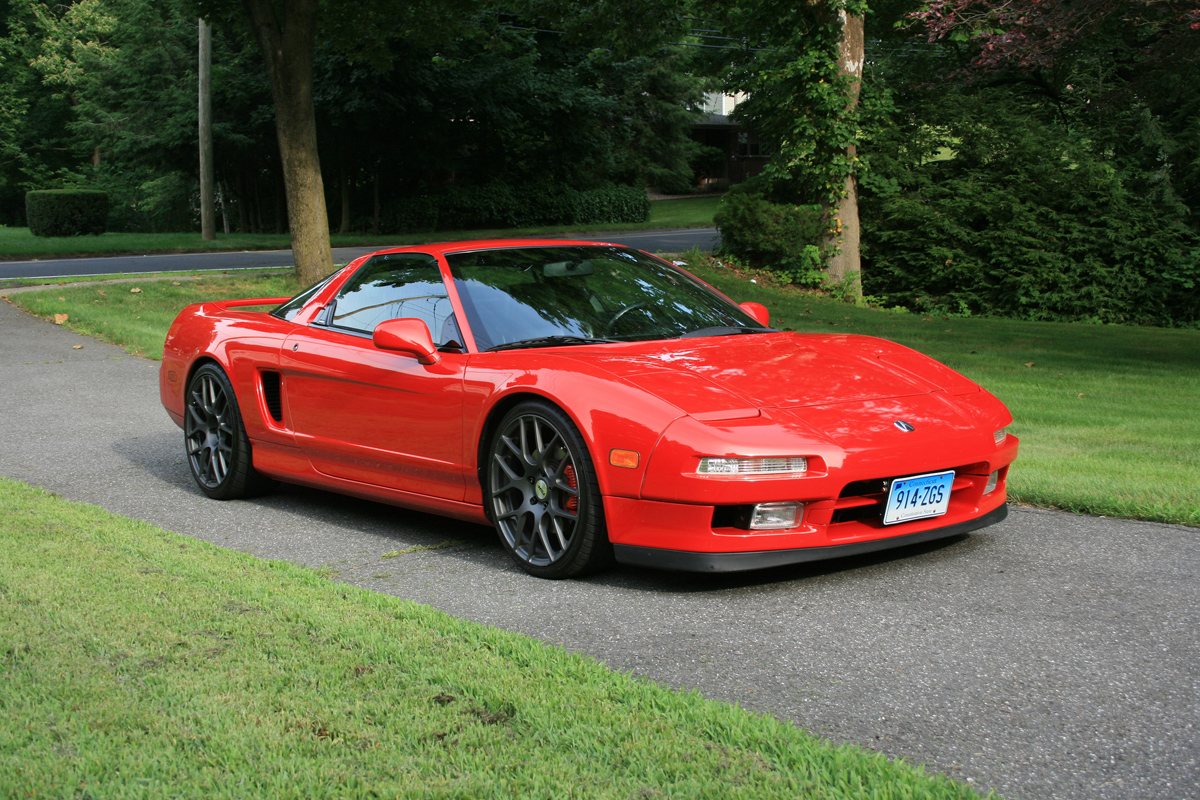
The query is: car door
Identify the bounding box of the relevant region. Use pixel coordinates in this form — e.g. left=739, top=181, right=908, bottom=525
left=279, top=252, right=468, bottom=500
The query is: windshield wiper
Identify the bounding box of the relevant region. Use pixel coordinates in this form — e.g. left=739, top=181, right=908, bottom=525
left=678, top=325, right=776, bottom=339
left=487, top=335, right=618, bottom=352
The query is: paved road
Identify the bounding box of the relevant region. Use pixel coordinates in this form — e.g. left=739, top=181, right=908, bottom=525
left=1, top=295, right=1197, bottom=800
left=0, top=228, right=720, bottom=280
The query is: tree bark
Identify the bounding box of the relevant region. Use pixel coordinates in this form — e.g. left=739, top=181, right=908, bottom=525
left=199, top=18, right=216, bottom=241
left=338, top=143, right=351, bottom=235
left=824, top=5, right=864, bottom=296
left=241, top=0, right=333, bottom=284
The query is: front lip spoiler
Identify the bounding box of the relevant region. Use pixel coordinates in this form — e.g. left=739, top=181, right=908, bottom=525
left=612, top=504, right=1008, bottom=573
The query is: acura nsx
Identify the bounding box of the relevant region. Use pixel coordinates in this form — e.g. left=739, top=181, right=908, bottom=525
left=160, top=240, right=1018, bottom=578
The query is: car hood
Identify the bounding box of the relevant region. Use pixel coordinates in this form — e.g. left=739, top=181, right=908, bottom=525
left=570, top=333, right=946, bottom=416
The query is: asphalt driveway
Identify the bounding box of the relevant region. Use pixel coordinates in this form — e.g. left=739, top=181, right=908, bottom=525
left=1, top=294, right=1196, bottom=800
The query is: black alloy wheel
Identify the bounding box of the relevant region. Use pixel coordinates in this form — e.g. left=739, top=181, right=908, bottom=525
left=183, top=363, right=275, bottom=500
left=487, top=401, right=612, bottom=578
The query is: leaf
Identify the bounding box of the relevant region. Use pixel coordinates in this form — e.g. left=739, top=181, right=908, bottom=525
left=73, top=345, right=83, bottom=350
left=54, top=314, right=68, bottom=325
left=1023, top=362, right=1035, bottom=367
left=130, top=287, right=143, bottom=294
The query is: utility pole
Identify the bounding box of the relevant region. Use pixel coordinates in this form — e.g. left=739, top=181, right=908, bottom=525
left=199, top=17, right=215, bottom=241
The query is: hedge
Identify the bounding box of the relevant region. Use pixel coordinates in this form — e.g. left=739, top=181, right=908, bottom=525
left=713, top=191, right=828, bottom=285
left=380, top=183, right=649, bottom=234
left=26, top=190, right=110, bottom=237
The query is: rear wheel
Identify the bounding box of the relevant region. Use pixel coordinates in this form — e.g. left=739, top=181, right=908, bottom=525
left=486, top=401, right=612, bottom=578
left=184, top=363, right=275, bottom=500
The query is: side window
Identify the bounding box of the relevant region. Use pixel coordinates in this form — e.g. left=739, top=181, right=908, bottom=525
left=324, top=253, right=460, bottom=348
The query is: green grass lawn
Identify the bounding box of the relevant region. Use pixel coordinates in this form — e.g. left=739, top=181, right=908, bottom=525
left=0, top=197, right=718, bottom=260
left=0, top=478, right=985, bottom=800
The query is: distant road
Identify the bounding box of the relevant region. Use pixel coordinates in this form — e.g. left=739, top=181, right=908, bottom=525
left=0, top=228, right=720, bottom=281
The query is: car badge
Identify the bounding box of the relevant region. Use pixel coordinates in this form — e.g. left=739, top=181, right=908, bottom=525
left=893, top=420, right=916, bottom=432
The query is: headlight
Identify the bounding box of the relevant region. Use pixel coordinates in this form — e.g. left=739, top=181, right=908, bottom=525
left=994, top=427, right=1008, bottom=445
left=697, top=456, right=808, bottom=476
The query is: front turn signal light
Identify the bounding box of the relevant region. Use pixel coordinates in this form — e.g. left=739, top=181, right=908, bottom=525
left=609, top=449, right=640, bottom=468
left=994, top=427, right=1008, bottom=445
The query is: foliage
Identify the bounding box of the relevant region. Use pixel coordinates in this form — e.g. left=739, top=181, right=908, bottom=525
left=904, top=0, right=1200, bottom=233
left=24, top=189, right=108, bottom=236
left=860, top=88, right=1200, bottom=326
left=713, top=190, right=827, bottom=286
left=1, top=0, right=706, bottom=234
left=707, top=0, right=870, bottom=210
left=381, top=183, right=649, bottom=234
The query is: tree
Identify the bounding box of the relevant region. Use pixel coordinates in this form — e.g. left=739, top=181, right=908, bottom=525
left=707, top=0, right=870, bottom=295
left=908, top=0, right=1200, bottom=222
left=189, top=0, right=480, bottom=284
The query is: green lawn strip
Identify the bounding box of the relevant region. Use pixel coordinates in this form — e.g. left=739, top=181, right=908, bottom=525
left=687, top=260, right=1200, bottom=527
left=0, top=198, right=716, bottom=261
left=4, top=273, right=302, bottom=359
left=0, top=478, right=983, bottom=800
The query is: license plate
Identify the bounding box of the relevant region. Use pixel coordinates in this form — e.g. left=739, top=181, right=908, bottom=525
left=882, top=470, right=954, bottom=525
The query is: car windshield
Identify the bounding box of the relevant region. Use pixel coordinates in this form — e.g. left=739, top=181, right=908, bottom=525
left=445, top=246, right=768, bottom=351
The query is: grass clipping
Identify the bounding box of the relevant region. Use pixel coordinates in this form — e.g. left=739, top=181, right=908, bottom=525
left=0, top=479, right=984, bottom=799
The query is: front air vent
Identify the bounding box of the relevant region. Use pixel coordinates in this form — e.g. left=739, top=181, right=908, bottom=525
left=261, top=371, right=283, bottom=422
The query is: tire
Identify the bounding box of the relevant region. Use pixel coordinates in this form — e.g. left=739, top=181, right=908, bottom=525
left=183, top=363, right=276, bottom=500
left=486, top=400, right=613, bottom=578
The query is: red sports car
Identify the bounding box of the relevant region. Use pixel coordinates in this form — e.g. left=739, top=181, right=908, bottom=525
left=160, top=240, right=1018, bottom=578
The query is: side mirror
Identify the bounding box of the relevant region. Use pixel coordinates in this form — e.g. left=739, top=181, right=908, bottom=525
left=740, top=301, right=770, bottom=327
left=372, top=318, right=441, bottom=365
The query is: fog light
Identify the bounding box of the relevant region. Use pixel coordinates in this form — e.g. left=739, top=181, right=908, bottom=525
left=697, top=456, right=808, bottom=476
left=984, top=470, right=1000, bottom=494
left=749, top=502, right=803, bottom=530
left=994, top=427, right=1008, bottom=445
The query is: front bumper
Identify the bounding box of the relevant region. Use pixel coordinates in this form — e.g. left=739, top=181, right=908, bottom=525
left=613, top=504, right=1008, bottom=572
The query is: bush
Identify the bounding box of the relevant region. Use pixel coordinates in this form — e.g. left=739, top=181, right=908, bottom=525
left=572, top=184, right=650, bottom=225
left=25, top=190, right=110, bottom=237
left=377, top=183, right=648, bottom=234
left=381, top=196, right=440, bottom=233
left=713, top=192, right=827, bottom=285
left=861, top=115, right=1200, bottom=327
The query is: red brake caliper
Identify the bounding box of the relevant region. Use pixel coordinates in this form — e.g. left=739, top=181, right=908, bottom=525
left=563, top=464, right=579, bottom=514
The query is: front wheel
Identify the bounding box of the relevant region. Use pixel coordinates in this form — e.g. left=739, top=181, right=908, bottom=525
left=184, top=363, right=275, bottom=500
left=486, top=401, right=613, bottom=578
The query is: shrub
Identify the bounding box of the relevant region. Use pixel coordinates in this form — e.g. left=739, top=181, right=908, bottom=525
left=713, top=192, right=827, bottom=285
left=377, top=183, right=648, bottom=234
left=381, top=196, right=439, bottom=233
left=25, top=190, right=110, bottom=237
left=572, top=184, right=650, bottom=225
left=861, top=118, right=1200, bottom=327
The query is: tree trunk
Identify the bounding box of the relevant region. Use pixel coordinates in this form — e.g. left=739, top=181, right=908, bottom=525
left=241, top=0, right=333, bottom=284
left=372, top=171, right=380, bottom=236
left=198, top=18, right=216, bottom=241
left=824, top=5, right=864, bottom=296
left=339, top=143, right=351, bottom=235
